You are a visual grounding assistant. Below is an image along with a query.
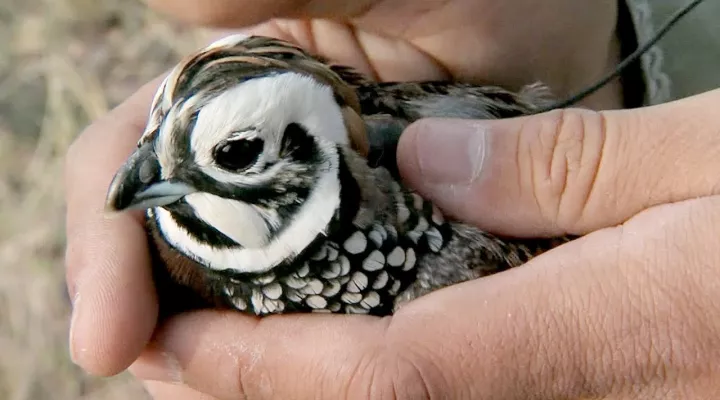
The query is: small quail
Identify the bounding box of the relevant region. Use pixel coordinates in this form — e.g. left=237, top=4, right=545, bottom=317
left=105, top=34, right=571, bottom=317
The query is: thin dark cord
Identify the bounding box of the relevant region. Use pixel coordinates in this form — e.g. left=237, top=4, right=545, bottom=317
left=534, top=0, right=707, bottom=113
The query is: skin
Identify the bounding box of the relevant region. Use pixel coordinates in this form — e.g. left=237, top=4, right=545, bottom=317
left=64, top=1, right=720, bottom=399
left=144, top=0, right=624, bottom=109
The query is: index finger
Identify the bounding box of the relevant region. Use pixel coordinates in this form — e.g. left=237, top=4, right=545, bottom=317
left=145, top=0, right=376, bottom=28
left=64, top=75, right=164, bottom=376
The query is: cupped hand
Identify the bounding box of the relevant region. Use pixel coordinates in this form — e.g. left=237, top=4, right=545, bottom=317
left=134, top=91, right=720, bottom=399
left=145, top=0, right=623, bottom=109
left=65, top=2, right=718, bottom=397
left=66, top=55, right=720, bottom=399
left=65, top=0, right=621, bottom=380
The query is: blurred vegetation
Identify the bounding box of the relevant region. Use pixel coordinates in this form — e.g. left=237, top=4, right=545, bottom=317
left=0, top=0, right=213, bottom=398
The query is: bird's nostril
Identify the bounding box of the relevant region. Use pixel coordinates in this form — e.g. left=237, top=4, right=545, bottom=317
left=139, top=157, right=159, bottom=184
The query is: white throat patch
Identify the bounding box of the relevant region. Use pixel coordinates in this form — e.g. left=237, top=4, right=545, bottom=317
left=184, top=192, right=272, bottom=248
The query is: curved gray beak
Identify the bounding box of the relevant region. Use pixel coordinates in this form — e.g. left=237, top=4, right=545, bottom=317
left=105, top=141, right=196, bottom=212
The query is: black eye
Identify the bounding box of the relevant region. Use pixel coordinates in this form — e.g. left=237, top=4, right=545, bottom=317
left=213, top=138, right=264, bottom=172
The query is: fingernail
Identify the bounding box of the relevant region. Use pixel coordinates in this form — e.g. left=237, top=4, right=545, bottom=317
left=413, top=119, right=488, bottom=185
left=130, top=350, right=183, bottom=383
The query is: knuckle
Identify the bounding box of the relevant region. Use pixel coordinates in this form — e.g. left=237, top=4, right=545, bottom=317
left=516, top=108, right=606, bottom=232
left=387, top=353, right=435, bottom=400
left=346, top=349, right=433, bottom=400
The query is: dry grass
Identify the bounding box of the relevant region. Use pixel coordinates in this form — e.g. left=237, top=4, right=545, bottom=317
left=0, top=0, right=216, bottom=398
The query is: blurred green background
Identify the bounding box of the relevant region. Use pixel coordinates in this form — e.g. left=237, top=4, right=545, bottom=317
left=0, top=0, right=215, bottom=398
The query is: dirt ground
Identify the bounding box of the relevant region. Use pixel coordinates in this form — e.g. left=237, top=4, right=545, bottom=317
left=0, top=0, right=215, bottom=398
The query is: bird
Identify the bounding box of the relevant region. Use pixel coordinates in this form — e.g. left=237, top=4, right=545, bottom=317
left=105, top=34, right=571, bottom=318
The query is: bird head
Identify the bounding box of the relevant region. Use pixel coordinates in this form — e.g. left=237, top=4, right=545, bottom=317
left=105, top=34, right=368, bottom=275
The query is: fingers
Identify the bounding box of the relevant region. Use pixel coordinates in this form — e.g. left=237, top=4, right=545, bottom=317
left=132, top=293, right=543, bottom=399
left=128, top=196, right=720, bottom=399
left=415, top=195, right=720, bottom=398
left=144, top=0, right=621, bottom=108
left=133, top=312, right=430, bottom=400
left=64, top=76, right=165, bottom=376
left=143, top=381, right=219, bottom=400
left=210, top=19, right=450, bottom=83
left=397, top=89, right=720, bottom=237
left=256, top=19, right=450, bottom=82
left=147, top=2, right=451, bottom=82
left=144, top=0, right=375, bottom=28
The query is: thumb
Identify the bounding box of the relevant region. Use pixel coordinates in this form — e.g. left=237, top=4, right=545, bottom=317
left=397, top=89, right=720, bottom=237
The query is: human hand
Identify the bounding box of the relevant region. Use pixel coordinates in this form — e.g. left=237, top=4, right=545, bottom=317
left=134, top=91, right=720, bottom=399
left=145, top=0, right=623, bottom=109
left=65, top=0, right=622, bottom=382
left=66, top=48, right=720, bottom=398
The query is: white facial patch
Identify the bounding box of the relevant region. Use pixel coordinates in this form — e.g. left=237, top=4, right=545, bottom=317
left=187, top=71, right=348, bottom=184
left=153, top=139, right=342, bottom=274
